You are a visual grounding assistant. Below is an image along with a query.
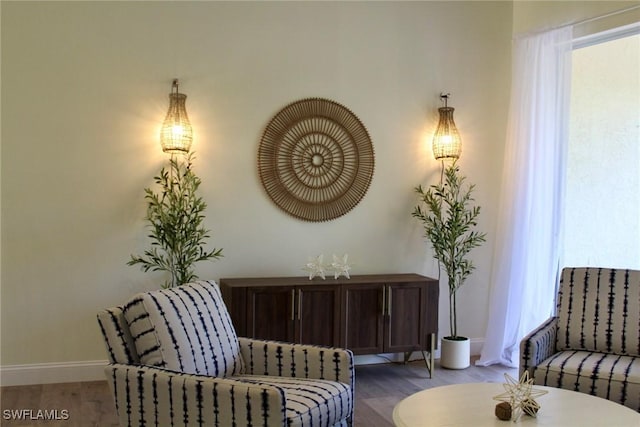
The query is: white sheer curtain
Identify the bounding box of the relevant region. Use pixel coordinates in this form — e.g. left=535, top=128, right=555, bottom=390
left=476, top=27, right=573, bottom=368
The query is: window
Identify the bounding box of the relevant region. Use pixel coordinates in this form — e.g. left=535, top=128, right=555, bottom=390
left=563, top=28, right=640, bottom=269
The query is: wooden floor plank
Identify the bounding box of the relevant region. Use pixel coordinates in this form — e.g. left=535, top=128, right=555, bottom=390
left=355, top=358, right=517, bottom=426
left=0, top=358, right=517, bottom=426
left=79, top=381, right=119, bottom=427
left=0, top=385, right=45, bottom=426
left=40, top=383, right=80, bottom=427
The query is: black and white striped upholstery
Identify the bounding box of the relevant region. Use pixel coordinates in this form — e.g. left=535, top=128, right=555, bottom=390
left=520, top=267, right=640, bottom=412
left=122, top=281, right=244, bottom=377
left=97, top=306, right=139, bottom=365
left=98, top=281, right=355, bottom=426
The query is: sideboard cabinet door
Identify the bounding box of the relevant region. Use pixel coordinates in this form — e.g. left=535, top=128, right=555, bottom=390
left=246, top=286, right=294, bottom=342
left=297, top=285, right=341, bottom=347
left=341, top=280, right=437, bottom=355
left=385, top=282, right=427, bottom=353
left=235, top=283, right=341, bottom=347
left=342, top=283, right=385, bottom=354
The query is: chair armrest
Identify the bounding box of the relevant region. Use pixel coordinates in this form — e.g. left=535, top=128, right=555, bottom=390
left=519, top=316, right=558, bottom=378
left=104, top=363, right=286, bottom=427
left=238, top=337, right=355, bottom=390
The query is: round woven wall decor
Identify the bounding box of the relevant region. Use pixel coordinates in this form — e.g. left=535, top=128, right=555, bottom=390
left=258, top=98, right=375, bottom=222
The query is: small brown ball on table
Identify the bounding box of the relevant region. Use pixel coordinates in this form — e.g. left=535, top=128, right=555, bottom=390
left=495, top=402, right=512, bottom=421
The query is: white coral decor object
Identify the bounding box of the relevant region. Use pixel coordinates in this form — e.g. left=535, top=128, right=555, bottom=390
left=302, top=254, right=326, bottom=280
left=330, top=254, right=352, bottom=279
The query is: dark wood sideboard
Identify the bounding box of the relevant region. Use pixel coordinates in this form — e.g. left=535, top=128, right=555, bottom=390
left=220, top=273, right=439, bottom=377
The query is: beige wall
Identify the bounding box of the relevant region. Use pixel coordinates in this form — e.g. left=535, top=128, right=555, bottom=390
left=2, top=0, right=636, bottom=381
left=1, top=1, right=512, bottom=370
left=513, top=1, right=640, bottom=36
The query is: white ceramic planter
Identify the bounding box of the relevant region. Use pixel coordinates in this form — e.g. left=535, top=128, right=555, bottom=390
left=440, top=337, right=470, bottom=369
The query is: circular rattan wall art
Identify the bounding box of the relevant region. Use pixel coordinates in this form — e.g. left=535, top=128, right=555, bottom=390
left=258, top=98, right=375, bottom=222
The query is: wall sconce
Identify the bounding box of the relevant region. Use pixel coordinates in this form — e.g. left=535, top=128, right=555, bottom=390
left=160, top=79, right=193, bottom=154
left=432, top=93, right=461, bottom=160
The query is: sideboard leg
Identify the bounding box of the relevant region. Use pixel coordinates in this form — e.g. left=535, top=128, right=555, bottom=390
left=421, top=333, right=435, bottom=378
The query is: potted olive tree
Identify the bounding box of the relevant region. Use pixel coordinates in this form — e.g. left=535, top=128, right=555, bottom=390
left=128, top=153, right=223, bottom=288
left=412, top=161, right=486, bottom=369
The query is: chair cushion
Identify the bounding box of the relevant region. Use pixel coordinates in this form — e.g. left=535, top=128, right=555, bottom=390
left=533, top=350, right=640, bottom=411
left=232, top=375, right=353, bottom=427
left=97, top=306, right=139, bottom=365
left=123, top=281, right=244, bottom=377
left=556, top=268, right=640, bottom=356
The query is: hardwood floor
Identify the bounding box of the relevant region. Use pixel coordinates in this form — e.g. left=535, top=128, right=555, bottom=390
left=354, top=358, right=517, bottom=426
left=0, top=358, right=516, bottom=426
left=0, top=381, right=118, bottom=427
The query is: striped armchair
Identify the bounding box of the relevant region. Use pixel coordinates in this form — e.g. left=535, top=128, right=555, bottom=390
left=520, top=267, right=640, bottom=411
left=97, top=281, right=354, bottom=426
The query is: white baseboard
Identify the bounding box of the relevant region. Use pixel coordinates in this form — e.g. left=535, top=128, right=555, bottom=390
left=0, top=360, right=108, bottom=387
left=0, top=339, right=485, bottom=386
left=354, top=338, right=484, bottom=366
left=470, top=337, right=484, bottom=356
left=354, top=352, right=435, bottom=366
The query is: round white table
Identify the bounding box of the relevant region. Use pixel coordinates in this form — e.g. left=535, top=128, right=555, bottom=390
left=392, top=383, right=640, bottom=426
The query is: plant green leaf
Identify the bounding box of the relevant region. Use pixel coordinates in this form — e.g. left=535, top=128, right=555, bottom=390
left=412, top=161, right=486, bottom=338
left=128, top=153, right=223, bottom=288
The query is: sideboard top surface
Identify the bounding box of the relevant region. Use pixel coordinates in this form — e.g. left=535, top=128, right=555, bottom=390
left=219, top=273, right=437, bottom=288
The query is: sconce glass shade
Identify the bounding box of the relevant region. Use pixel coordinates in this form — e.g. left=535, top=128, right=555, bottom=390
left=432, top=106, right=461, bottom=160
left=160, top=80, right=193, bottom=154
